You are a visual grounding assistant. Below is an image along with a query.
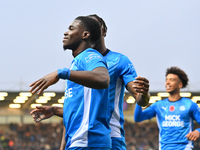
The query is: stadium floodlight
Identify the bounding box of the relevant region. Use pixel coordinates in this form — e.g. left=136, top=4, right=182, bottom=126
left=192, top=99, right=197, bottom=103
left=0, top=92, right=8, bottom=97
left=158, top=92, right=192, bottom=98
left=192, top=96, right=200, bottom=100
left=0, top=96, right=5, bottom=101
left=180, top=92, right=191, bottom=97
left=43, top=92, right=56, bottom=97
left=157, top=92, right=169, bottom=97
left=19, top=92, right=32, bottom=97
left=15, top=96, right=28, bottom=101
left=30, top=104, right=42, bottom=108
left=180, top=92, right=192, bottom=97
left=191, top=96, right=200, bottom=103
left=35, top=99, right=48, bottom=104
left=58, top=98, right=64, bottom=103
left=52, top=104, right=63, bottom=107
left=13, top=99, right=26, bottom=103
left=126, top=96, right=135, bottom=104
left=39, top=96, right=51, bottom=101
left=9, top=104, right=21, bottom=108
left=149, top=96, right=161, bottom=103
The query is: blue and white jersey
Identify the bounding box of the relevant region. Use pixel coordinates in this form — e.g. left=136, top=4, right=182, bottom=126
left=63, top=48, right=111, bottom=149
left=134, top=97, right=200, bottom=150
left=103, top=50, right=137, bottom=143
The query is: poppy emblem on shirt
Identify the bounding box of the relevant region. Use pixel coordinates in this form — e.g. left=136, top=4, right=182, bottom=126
left=169, top=105, right=175, bottom=112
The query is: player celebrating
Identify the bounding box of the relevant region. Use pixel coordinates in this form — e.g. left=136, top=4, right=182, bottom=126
left=30, top=14, right=150, bottom=150
left=134, top=66, right=200, bottom=150
left=88, top=14, right=150, bottom=150
left=29, top=16, right=112, bottom=149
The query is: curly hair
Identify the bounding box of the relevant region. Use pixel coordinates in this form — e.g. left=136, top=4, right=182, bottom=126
left=166, top=66, right=189, bottom=88
left=75, top=16, right=101, bottom=45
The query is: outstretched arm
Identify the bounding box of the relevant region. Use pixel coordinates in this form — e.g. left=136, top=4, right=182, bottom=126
left=134, top=103, right=156, bottom=122
left=29, top=67, right=109, bottom=95
left=126, top=76, right=150, bottom=107
left=29, top=71, right=59, bottom=95
left=30, top=106, right=63, bottom=123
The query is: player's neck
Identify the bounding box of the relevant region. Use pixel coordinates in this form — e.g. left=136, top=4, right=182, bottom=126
left=72, top=43, right=91, bottom=57
left=168, top=93, right=181, bottom=102
left=99, top=45, right=107, bottom=54
left=93, top=37, right=107, bottom=54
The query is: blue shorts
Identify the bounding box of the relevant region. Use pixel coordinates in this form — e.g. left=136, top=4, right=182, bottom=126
left=68, top=148, right=111, bottom=150
left=111, top=137, right=126, bottom=150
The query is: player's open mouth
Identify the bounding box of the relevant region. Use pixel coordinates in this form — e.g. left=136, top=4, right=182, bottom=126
left=166, top=85, right=171, bottom=90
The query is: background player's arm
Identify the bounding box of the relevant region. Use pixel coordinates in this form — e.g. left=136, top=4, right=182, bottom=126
left=126, top=76, right=150, bottom=107
left=117, top=55, right=150, bottom=106
left=30, top=106, right=63, bottom=123
left=30, top=106, right=66, bottom=148
left=29, top=67, right=110, bottom=95
left=134, top=103, right=156, bottom=122
left=185, top=102, right=200, bottom=141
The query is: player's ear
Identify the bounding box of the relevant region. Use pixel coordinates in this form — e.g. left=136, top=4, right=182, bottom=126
left=179, top=82, right=183, bottom=89
left=82, top=31, right=90, bottom=40
left=101, top=25, right=106, bottom=37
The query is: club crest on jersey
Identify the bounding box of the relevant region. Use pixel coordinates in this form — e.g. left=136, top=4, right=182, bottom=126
left=179, top=106, right=185, bottom=111
left=169, top=105, right=175, bottom=112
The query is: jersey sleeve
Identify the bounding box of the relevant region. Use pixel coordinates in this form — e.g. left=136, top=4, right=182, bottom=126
left=134, top=103, right=156, bottom=122
left=189, top=102, right=200, bottom=132
left=117, top=55, right=137, bottom=86
left=81, top=50, right=107, bottom=71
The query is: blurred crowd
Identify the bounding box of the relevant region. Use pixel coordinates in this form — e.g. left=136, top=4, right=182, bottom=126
left=124, top=121, right=159, bottom=150
left=0, top=121, right=199, bottom=150
left=0, top=123, right=63, bottom=150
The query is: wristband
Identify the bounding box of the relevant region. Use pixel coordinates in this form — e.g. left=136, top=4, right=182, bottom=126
left=57, top=68, right=70, bottom=79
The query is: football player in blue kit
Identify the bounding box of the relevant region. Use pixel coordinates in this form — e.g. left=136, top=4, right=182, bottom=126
left=30, top=14, right=150, bottom=150
left=29, top=16, right=112, bottom=150
left=87, top=14, right=150, bottom=150
left=134, top=66, right=200, bottom=150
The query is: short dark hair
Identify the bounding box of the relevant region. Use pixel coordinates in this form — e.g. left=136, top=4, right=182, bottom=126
left=166, top=66, right=189, bottom=88
left=88, top=14, right=107, bottom=35
left=75, top=16, right=101, bottom=45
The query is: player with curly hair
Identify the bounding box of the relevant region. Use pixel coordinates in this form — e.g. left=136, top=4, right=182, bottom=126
left=134, top=66, right=200, bottom=150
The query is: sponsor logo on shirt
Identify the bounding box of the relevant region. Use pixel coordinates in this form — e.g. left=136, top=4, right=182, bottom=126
left=65, top=88, right=73, bottom=98
left=85, top=53, right=103, bottom=63
left=162, top=107, right=167, bottom=111
left=162, top=115, right=184, bottom=127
